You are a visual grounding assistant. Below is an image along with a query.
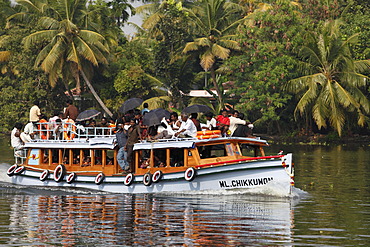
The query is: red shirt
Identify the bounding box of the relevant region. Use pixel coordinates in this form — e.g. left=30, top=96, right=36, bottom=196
left=216, top=115, right=230, bottom=126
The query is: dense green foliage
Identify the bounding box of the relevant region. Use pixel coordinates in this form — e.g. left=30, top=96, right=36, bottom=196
left=0, top=0, right=368, bottom=136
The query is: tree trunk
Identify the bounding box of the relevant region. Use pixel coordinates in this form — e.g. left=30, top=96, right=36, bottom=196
left=210, top=66, right=224, bottom=111
left=81, top=70, right=113, bottom=118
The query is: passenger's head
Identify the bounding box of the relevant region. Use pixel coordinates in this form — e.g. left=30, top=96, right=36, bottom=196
left=14, top=122, right=23, bottom=130
left=33, top=100, right=39, bottom=106
left=130, top=118, right=136, bottom=126
left=101, top=117, right=107, bottom=124
left=190, top=113, right=198, bottom=119
left=143, top=103, right=148, bottom=108
left=221, top=109, right=228, bottom=117
left=170, top=112, right=178, bottom=121
left=181, top=113, right=189, bottom=122
left=232, top=110, right=239, bottom=118
left=134, top=110, right=141, bottom=119
left=56, top=119, right=62, bottom=125
left=66, top=99, right=73, bottom=106
left=205, top=112, right=214, bottom=120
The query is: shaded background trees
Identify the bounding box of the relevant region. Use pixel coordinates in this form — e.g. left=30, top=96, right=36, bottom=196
left=0, top=0, right=368, bottom=137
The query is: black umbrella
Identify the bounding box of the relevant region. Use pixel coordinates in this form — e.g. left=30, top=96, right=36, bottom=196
left=183, top=104, right=213, bottom=114
left=119, top=98, right=143, bottom=113
left=76, top=109, right=101, bottom=121
left=142, top=108, right=171, bottom=126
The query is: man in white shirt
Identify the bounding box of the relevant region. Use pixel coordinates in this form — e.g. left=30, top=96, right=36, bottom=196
left=21, top=122, right=37, bottom=142
left=203, top=112, right=217, bottom=130
left=30, top=100, right=41, bottom=122
left=175, top=113, right=197, bottom=138
left=229, top=110, right=246, bottom=135
left=11, top=123, right=24, bottom=157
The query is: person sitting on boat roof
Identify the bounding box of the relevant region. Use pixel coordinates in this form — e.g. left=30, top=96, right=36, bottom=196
left=141, top=102, right=149, bottom=115
left=64, top=99, right=79, bottom=121
left=11, top=123, right=24, bottom=157
left=49, top=110, right=63, bottom=128
left=169, top=112, right=181, bottom=132
left=20, top=121, right=37, bottom=143
left=232, top=113, right=254, bottom=137
left=216, top=109, right=230, bottom=136
left=53, top=119, right=64, bottom=140
left=229, top=110, right=247, bottom=136
left=190, top=113, right=202, bottom=131
left=203, top=112, right=217, bottom=130
left=115, top=120, right=130, bottom=173
left=174, top=113, right=197, bottom=138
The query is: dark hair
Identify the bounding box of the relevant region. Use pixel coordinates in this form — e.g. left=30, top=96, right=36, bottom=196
left=14, top=122, right=23, bottom=130
left=101, top=117, right=107, bottom=121
left=205, top=112, right=214, bottom=118
left=170, top=112, right=178, bottom=118
left=66, top=99, right=73, bottom=105
left=33, top=100, right=39, bottom=106
left=232, top=110, right=239, bottom=115
left=190, top=113, right=198, bottom=119
left=124, top=116, right=131, bottom=123
left=143, top=103, right=148, bottom=108
left=56, top=119, right=62, bottom=123
left=134, top=109, right=141, bottom=116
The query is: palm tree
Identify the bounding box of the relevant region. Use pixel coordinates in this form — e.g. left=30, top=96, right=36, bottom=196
left=286, top=20, right=370, bottom=136
left=16, top=0, right=114, bottom=117
left=183, top=0, right=243, bottom=110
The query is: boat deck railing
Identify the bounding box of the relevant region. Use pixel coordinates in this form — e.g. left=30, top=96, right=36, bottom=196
left=32, top=122, right=116, bottom=142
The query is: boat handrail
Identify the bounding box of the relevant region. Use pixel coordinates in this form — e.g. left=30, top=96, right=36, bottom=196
left=32, top=121, right=115, bottom=142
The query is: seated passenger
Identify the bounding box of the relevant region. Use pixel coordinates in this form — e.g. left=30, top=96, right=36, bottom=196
left=174, top=113, right=197, bottom=138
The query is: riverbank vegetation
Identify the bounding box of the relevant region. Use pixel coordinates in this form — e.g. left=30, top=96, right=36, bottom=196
left=0, top=0, right=369, bottom=137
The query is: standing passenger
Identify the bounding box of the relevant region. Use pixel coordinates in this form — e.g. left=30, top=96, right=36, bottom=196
left=64, top=99, right=79, bottom=121
left=29, top=100, right=41, bottom=123
left=125, top=119, right=141, bottom=171
left=116, top=122, right=130, bottom=173
left=11, top=123, right=24, bottom=157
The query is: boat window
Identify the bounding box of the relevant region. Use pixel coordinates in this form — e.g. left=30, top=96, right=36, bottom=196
left=240, top=144, right=259, bottom=157
left=153, top=149, right=166, bottom=167
left=106, top=150, right=115, bottom=165
left=170, top=149, right=184, bottom=167
left=197, top=144, right=227, bottom=159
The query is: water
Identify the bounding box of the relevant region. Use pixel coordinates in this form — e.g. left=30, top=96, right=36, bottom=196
left=0, top=135, right=369, bottom=246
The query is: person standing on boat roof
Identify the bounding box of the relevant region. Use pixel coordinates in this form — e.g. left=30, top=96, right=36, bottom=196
left=29, top=100, right=41, bottom=123
left=125, top=118, right=141, bottom=171
left=115, top=120, right=130, bottom=173
left=174, top=113, right=197, bottom=138
left=64, top=99, right=79, bottom=121
left=11, top=123, right=24, bottom=157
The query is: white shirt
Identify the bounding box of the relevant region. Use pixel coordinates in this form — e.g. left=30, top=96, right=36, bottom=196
left=206, top=118, right=217, bottom=130
left=24, top=122, right=35, bottom=134
left=29, top=105, right=41, bottom=122
left=11, top=128, right=23, bottom=149
left=229, top=116, right=246, bottom=135
left=178, top=118, right=197, bottom=137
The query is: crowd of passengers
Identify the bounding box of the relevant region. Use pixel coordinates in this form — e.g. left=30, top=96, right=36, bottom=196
left=10, top=100, right=254, bottom=173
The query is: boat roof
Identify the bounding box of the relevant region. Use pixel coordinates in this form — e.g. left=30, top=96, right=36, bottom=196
left=133, top=137, right=268, bottom=150
left=24, top=137, right=116, bottom=149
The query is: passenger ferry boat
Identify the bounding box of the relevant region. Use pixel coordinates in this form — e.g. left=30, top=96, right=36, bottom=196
left=6, top=122, right=294, bottom=196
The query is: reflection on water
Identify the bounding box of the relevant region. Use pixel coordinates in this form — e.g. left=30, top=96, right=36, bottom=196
left=0, top=135, right=369, bottom=246
left=0, top=188, right=297, bottom=246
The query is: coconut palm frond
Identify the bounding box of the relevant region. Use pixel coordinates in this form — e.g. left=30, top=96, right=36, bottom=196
left=212, top=43, right=230, bottom=60
left=23, top=30, right=59, bottom=48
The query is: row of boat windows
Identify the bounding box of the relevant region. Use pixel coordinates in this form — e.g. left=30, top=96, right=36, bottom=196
left=35, top=144, right=260, bottom=167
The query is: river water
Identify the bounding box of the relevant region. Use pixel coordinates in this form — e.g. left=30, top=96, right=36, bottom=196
left=0, top=136, right=369, bottom=246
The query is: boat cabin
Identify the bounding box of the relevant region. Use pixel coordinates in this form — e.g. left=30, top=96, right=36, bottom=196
left=20, top=122, right=269, bottom=176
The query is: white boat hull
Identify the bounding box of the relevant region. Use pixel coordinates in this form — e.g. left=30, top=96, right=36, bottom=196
left=7, top=154, right=294, bottom=196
